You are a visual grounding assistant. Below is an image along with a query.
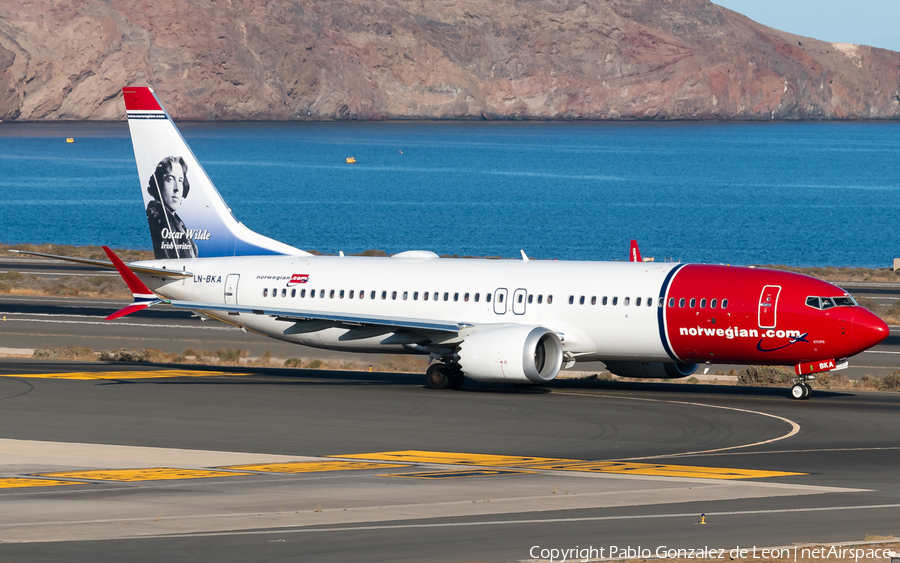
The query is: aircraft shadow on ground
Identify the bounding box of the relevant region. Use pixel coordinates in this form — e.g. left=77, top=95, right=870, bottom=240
left=88, top=360, right=857, bottom=399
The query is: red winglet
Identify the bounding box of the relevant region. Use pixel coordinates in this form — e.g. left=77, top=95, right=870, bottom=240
left=629, top=240, right=642, bottom=262
left=122, top=87, right=162, bottom=112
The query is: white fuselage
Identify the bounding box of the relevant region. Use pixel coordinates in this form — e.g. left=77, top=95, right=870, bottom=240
left=137, top=254, right=677, bottom=362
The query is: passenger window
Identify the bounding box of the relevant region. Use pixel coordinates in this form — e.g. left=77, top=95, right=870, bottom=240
left=465, top=292, right=470, bottom=302
left=444, top=292, right=449, bottom=301
left=487, top=293, right=492, bottom=303
left=537, top=295, right=543, bottom=304
left=350, top=290, right=355, bottom=299
left=658, top=297, right=663, bottom=307
left=392, top=291, right=397, bottom=300
left=301, top=289, right=306, bottom=298
left=679, top=298, right=685, bottom=307
left=371, top=290, right=376, bottom=299
left=433, top=292, right=438, bottom=301
left=700, top=298, right=706, bottom=308
left=423, top=292, right=429, bottom=301
left=569, top=295, right=574, bottom=305
left=340, top=290, right=345, bottom=299
left=359, top=290, right=364, bottom=299
left=454, top=292, right=459, bottom=302
left=668, top=298, right=674, bottom=307
left=381, top=291, right=387, bottom=300
left=624, top=297, right=630, bottom=306
left=548, top=295, right=553, bottom=304
left=413, top=291, right=418, bottom=300
left=311, top=289, right=316, bottom=298
left=319, top=289, right=325, bottom=298
left=263, top=288, right=268, bottom=297
left=710, top=298, right=717, bottom=308
left=722, top=299, right=728, bottom=309
left=603, top=296, right=608, bottom=306
left=528, top=295, right=533, bottom=304
left=579, top=296, right=584, bottom=305
left=636, top=297, right=641, bottom=306
left=612, top=297, right=618, bottom=306
left=497, top=293, right=503, bottom=303
left=291, top=289, right=296, bottom=298
left=591, top=296, right=596, bottom=305
left=689, top=298, right=696, bottom=308
left=475, top=293, right=481, bottom=302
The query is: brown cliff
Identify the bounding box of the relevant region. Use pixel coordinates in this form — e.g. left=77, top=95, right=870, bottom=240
left=1, top=0, right=899, bottom=120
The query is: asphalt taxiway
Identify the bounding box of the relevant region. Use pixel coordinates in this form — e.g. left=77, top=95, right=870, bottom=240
left=1, top=361, right=899, bottom=562
left=1, top=264, right=899, bottom=561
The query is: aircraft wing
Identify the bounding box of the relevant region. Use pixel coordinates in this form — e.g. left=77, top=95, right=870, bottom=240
left=10, top=249, right=193, bottom=279
left=168, top=300, right=462, bottom=333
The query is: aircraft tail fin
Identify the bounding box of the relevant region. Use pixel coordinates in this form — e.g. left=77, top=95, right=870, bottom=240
left=122, top=87, right=307, bottom=259
left=629, top=240, right=642, bottom=262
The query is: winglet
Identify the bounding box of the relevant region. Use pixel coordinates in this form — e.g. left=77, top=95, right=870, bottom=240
left=102, top=246, right=161, bottom=320
left=629, top=240, right=642, bottom=262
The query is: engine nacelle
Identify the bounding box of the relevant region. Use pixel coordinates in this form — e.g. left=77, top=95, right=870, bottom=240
left=458, top=326, right=564, bottom=384
left=603, top=361, right=699, bottom=379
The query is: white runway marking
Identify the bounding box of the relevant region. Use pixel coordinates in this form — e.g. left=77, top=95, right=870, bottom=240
left=556, top=392, right=801, bottom=461
left=0, top=314, right=234, bottom=331
left=33, top=503, right=900, bottom=542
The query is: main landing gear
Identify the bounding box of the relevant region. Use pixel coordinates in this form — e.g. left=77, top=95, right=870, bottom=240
left=790, top=375, right=815, bottom=400
left=425, top=363, right=465, bottom=390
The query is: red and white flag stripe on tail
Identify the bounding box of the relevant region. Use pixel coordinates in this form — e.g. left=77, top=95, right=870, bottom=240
left=101, top=246, right=161, bottom=320
left=122, top=87, right=166, bottom=120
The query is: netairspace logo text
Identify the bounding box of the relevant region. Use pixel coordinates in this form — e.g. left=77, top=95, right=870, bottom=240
left=529, top=544, right=895, bottom=562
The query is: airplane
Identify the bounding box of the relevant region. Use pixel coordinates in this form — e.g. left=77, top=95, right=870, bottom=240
left=16, top=86, right=890, bottom=400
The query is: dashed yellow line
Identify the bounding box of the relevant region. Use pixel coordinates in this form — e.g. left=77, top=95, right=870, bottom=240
left=33, top=468, right=254, bottom=482
left=0, top=478, right=83, bottom=489
left=0, top=370, right=247, bottom=380
left=221, top=461, right=410, bottom=473
left=334, top=450, right=805, bottom=480
left=380, top=469, right=536, bottom=479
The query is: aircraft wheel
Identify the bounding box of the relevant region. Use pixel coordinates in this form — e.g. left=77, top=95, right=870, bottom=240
left=801, top=383, right=812, bottom=400
left=425, top=364, right=451, bottom=389
left=790, top=384, right=806, bottom=400
left=448, top=370, right=465, bottom=390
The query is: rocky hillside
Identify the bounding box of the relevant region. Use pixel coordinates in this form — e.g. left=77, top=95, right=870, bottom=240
left=1, top=0, right=899, bottom=120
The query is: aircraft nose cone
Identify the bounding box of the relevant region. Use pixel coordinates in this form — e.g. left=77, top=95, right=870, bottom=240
left=851, top=307, right=890, bottom=352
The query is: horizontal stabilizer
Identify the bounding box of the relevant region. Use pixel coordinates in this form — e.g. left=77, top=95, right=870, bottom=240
left=102, top=246, right=162, bottom=320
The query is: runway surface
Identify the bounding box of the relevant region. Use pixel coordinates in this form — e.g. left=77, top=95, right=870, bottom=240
left=1, top=361, right=899, bottom=562
left=1, top=262, right=899, bottom=561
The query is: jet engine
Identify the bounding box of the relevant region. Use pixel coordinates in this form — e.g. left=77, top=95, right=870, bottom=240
left=603, top=361, right=699, bottom=379
left=457, top=326, right=564, bottom=384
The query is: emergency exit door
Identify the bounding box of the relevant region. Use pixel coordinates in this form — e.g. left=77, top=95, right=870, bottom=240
left=758, top=285, right=781, bottom=329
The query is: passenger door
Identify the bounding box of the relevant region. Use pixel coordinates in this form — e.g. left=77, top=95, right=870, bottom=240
left=224, top=274, right=240, bottom=305
left=758, top=285, right=781, bottom=329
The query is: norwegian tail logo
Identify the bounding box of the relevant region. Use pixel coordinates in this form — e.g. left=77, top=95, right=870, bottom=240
left=122, top=87, right=306, bottom=259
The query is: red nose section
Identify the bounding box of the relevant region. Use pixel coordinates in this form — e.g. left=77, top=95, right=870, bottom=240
left=851, top=308, right=890, bottom=353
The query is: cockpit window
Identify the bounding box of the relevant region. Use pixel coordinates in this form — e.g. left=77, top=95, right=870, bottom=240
left=806, top=295, right=857, bottom=310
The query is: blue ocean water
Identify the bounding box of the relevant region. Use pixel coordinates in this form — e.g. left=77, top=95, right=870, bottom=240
left=1, top=120, right=898, bottom=267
